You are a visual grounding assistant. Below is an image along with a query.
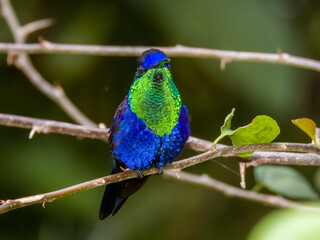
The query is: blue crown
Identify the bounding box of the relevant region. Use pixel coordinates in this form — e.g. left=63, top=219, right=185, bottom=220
left=139, top=49, right=168, bottom=69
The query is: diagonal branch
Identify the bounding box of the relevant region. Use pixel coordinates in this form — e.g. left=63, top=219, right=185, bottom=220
left=0, top=0, right=96, bottom=127
left=21, top=19, right=55, bottom=38
left=2, top=155, right=320, bottom=214
left=165, top=171, right=320, bottom=212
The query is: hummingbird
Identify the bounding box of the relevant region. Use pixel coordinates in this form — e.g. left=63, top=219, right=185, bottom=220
left=99, top=48, right=190, bottom=219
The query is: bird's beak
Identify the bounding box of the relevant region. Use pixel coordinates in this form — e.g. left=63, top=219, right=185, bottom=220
left=157, top=58, right=170, bottom=67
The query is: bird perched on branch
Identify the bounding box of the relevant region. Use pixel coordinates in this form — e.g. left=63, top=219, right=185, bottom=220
left=99, top=48, right=190, bottom=219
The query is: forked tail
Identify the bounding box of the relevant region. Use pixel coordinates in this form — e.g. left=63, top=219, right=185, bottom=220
left=99, top=163, right=150, bottom=219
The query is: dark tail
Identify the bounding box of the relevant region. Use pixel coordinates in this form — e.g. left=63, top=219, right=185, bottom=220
left=99, top=163, right=150, bottom=220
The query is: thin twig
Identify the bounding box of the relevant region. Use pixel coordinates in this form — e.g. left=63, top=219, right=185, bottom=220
left=0, top=0, right=96, bottom=127
left=166, top=171, right=320, bottom=212
left=0, top=42, right=319, bottom=72
left=0, top=113, right=108, bottom=140
left=21, top=19, right=55, bottom=38
left=245, top=152, right=320, bottom=167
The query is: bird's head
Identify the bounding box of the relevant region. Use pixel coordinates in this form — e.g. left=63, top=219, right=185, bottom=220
left=134, top=48, right=171, bottom=82
left=128, top=48, right=181, bottom=136
left=130, top=48, right=175, bottom=91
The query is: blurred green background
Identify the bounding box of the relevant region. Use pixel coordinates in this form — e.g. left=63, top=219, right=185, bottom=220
left=1, top=0, right=320, bottom=239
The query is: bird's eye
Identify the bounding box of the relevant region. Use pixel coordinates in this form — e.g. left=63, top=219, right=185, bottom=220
left=137, top=66, right=146, bottom=76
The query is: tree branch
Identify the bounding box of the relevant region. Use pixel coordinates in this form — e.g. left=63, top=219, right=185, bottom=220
left=0, top=42, right=319, bottom=72
left=245, top=152, right=320, bottom=167
left=21, top=19, right=55, bottom=38
left=1, top=113, right=320, bottom=167
left=0, top=113, right=108, bottom=140
left=1, top=114, right=320, bottom=214
left=0, top=0, right=96, bottom=127
left=2, top=148, right=320, bottom=214
left=165, top=171, right=320, bottom=212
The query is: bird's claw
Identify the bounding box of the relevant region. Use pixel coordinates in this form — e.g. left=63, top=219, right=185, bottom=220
left=136, top=170, right=145, bottom=179
left=157, top=166, right=164, bottom=175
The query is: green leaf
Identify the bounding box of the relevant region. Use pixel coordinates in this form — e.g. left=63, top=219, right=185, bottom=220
left=248, top=208, right=320, bottom=240
left=230, top=115, right=280, bottom=156
left=230, top=115, right=280, bottom=145
left=212, top=111, right=280, bottom=156
left=292, top=118, right=317, bottom=144
left=255, top=165, right=319, bottom=200
left=314, top=168, right=320, bottom=192
left=212, top=108, right=235, bottom=148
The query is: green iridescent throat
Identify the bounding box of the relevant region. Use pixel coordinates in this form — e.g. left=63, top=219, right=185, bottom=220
left=128, top=67, right=181, bottom=136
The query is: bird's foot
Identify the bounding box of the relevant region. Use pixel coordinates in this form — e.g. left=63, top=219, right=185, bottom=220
left=119, top=166, right=127, bottom=172
left=135, top=170, right=145, bottom=179
left=157, top=166, right=164, bottom=175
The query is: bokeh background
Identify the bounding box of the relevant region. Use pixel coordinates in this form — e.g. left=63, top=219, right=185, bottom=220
left=1, top=0, right=320, bottom=239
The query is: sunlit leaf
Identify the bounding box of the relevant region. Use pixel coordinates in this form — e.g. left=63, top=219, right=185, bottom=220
left=231, top=115, right=280, bottom=145
left=292, top=118, right=317, bottom=144
left=230, top=115, right=280, bottom=157
left=212, top=111, right=280, bottom=157
left=255, top=165, right=319, bottom=200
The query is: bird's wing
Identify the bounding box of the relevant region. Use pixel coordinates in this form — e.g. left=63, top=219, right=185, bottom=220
left=108, top=96, right=128, bottom=146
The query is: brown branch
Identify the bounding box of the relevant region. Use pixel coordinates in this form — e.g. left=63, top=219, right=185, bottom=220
left=2, top=114, right=320, bottom=214
left=0, top=42, right=319, bottom=72
left=2, top=145, right=320, bottom=214
left=0, top=113, right=108, bottom=140
left=166, top=171, right=320, bottom=212
left=2, top=113, right=320, bottom=166
left=21, top=19, right=55, bottom=38
left=0, top=0, right=96, bottom=127
left=245, top=152, right=320, bottom=167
